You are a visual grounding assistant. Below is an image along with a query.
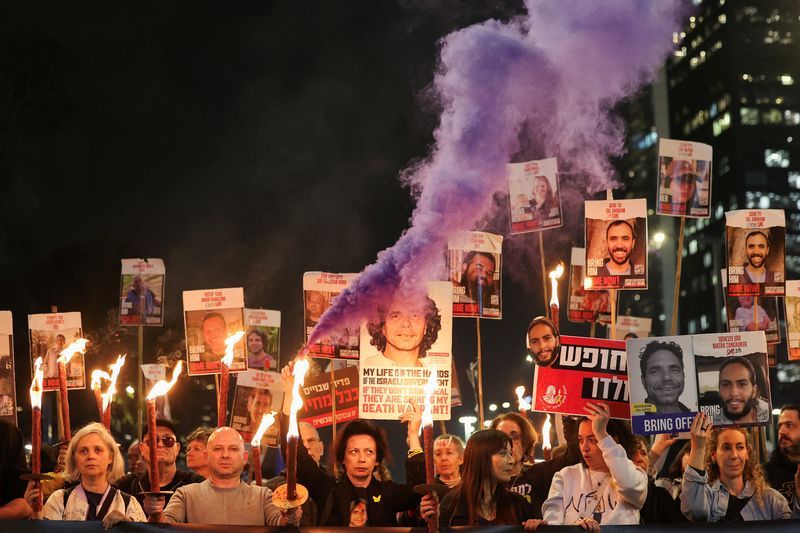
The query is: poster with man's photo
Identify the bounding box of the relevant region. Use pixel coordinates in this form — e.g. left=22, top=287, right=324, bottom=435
left=785, top=280, right=800, bottom=361
left=722, top=269, right=780, bottom=344
left=694, top=331, right=771, bottom=428
left=567, top=248, right=611, bottom=324
left=0, top=312, right=17, bottom=425
left=626, top=335, right=698, bottom=435
left=613, top=316, right=652, bottom=341
left=656, top=138, right=713, bottom=218
left=119, top=258, right=165, bottom=326
left=299, top=364, right=359, bottom=428
left=303, top=272, right=360, bottom=359
left=506, top=157, right=562, bottom=235
left=244, top=309, right=280, bottom=371
left=585, top=199, right=648, bottom=290
left=230, top=369, right=283, bottom=445
left=447, top=231, right=502, bottom=319
left=532, top=336, right=630, bottom=420
left=28, top=312, right=85, bottom=391
left=183, top=288, right=246, bottom=376
left=359, top=281, right=452, bottom=421
left=726, top=209, right=785, bottom=297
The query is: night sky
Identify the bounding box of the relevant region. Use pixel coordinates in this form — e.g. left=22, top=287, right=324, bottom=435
left=2, top=1, right=603, bottom=469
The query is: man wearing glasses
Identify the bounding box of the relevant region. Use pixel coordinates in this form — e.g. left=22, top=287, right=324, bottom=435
left=114, top=419, right=205, bottom=517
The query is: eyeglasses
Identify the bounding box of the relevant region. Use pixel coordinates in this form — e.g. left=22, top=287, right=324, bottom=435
left=150, top=435, right=177, bottom=448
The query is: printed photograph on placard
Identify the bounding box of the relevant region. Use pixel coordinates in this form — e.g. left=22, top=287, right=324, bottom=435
left=567, top=248, right=611, bottom=324
left=303, top=272, right=360, bottom=359
left=447, top=231, right=502, bottom=319
left=359, top=281, right=452, bottom=420
left=0, top=312, right=17, bottom=425
left=785, top=281, right=800, bottom=361
left=613, top=316, right=652, bottom=341
left=693, top=331, right=771, bottom=428
left=627, top=335, right=697, bottom=435
left=28, top=312, right=85, bottom=391
left=183, top=288, right=246, bottom=376
left=506, top=157, right=563, bottom=235
left=725, top=209, right=785, bottom=297
left=119, top=258, right=166, bottom=326
left=230, top=370, right=283, bottom=445
left=722, top=269, right=780, bottom=344
left=244, top=309, right=280, bottom=371
left=585, top=199, right=648, bottom=290
left=656, top=138, right=713, bottom=218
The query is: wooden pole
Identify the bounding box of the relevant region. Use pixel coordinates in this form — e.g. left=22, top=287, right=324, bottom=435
left=610, top=289, right=618, bottom=340
left=476, top=317, right=484, bottom=427
left=136, top=325, right=144, bottom=443
left=330, top=363, right=337, bottom=437
left=671, top=216, right=686, bottom=336
left=589, top=321, right=596, bottom=339
left=539, top=232, right=548, bottom=317
left=438, top=420, right=447, bottom=436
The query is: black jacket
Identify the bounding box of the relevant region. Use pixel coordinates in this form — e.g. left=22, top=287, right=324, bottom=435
left=0, top=420, right=28, bottom=506
left=112, top=469, right=205, bottom=513
left=439, top=484, right=533, bottom=527
left=764, top=450, right=797, bottom=506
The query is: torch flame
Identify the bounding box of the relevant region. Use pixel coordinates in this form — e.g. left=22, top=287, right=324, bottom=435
left=146, top=361, right=183, bottom=401
left=30, top=357, right=44, bottom=410
left=57, top=338, right=89, bottom=365
left=250, top=412, right=277, bottom=447
left=287, top=358, right=310, bottom=438
left=91, top=369, right=109, bottom=391
left=542, top=414, right=552, bottom=450
left=549, top=263, right=565, bottom=307
left=515, top=385, right=531, bottom=411
left=583, top=277, right=593, bottom=290
left=221, top=331, right=245, bottom=368
left=421, top=370, right=437, bottom=429
left=102, top=354, right=127, bottom=412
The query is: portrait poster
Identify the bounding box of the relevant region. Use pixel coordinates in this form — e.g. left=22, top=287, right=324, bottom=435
left=183, top=288, right=246, bottom=376
left=244, top=309, right=280, bottom=371
left=447, top=231, right=502, bottom=319
left=725, top=209, right=785, bottom=297
left=299, top=364, right=359, bottom=428
left=785, top=280, right=800, bottom=361
left=0, top=312, right=17, bottom=425
left=722, top=269, right=780, bottom=344
left=613, top=316, right=652, bottom=341
left=28, top=312, right=85, bottom=391
left=303, top=272, right=360, bottom=360
left=567, top=248, right=611, bottom=324
left=584, top=199, right=648, bottom=290
left=656, top=138, right=713, bottom=218
left=506, top=157, right=563, bottom=235
left=231, top=369, right=283, bottom=445
left=531, top=336, right=629, bottom=420
left=119, top=258, right=165, bottom=326
left=694, top=331, right=771, bottom=428
left=626, top=335, right=698, bottom=435
left=358, top=281, right=452, bottom=421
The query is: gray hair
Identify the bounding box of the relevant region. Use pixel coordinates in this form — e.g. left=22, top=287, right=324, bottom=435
left=64, top=422, right=125, bottom=483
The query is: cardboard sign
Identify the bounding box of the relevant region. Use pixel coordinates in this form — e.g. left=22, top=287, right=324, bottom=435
left=507, top=157, right=563, bottom=234
left=447, top=231, right=503, bottom=319
left=28, top=312, right=85, bottom=391
left=119, top=258, right=165, bottom=326
left=299, top=364, right=359, bottom=428
left=722, top=269, right=780, bottom=344
left=244, top=309, right=281, bottom=371
left=0, top=312, right=17, bottom=425
left=784, top=280, right=800, bottom=361
left=656, top=138, right=713, bottom=218
left=303, top=272, right=360, bottom=359
left=584, top=199, right=648, bottom=290
left=183, top=288, right=246, bottom=375
left=613, top=316, right=652, bottom=341
left=230, top=369, right=284, bottom=445
left=725, top=209, right=785, bottom=296
left=567, top=248, right=611, bottom=324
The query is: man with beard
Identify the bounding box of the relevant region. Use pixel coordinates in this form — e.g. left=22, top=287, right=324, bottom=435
left=765, top=405, right=800, bottom=506
left=597, top=220, right=638, bottom=277
left=742, top=231, right=779, bottom=284
left=639, top=341, right=690, bottom=413
left=714, top=356, right=770, bottom=425
left=527, top=316, right=560, bottom=367
left=453, top=251, right=497, bottom=310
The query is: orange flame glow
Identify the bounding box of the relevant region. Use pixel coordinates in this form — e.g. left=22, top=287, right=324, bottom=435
left=583, top=277, right=593, bottom=290
left=91, top=369, right=109, bottom=391
left=250, top=412, right=277, bottom=447
left=30, top=357, right=44, bottom=410
left=57, top=338, right=89, bottom=365
left=221, top=331, right=245, bottom=368
left=103, top=355, right=126, bottom=412
left=542, top=414, right=552, bottom=450
left=287, top=359, right=310, bottom=438
left=549, top=263, right=565, bottom=307
left=515, top=385, right=531, bottom=411
left=421, top=370, right=437, bottom=429
left=146, top=361, right=183, bottom=401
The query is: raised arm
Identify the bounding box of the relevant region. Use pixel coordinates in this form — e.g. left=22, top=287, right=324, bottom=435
left=680, top=412, right=712, bottom=522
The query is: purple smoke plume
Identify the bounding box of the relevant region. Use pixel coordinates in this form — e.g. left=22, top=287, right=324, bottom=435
left=309, top=0, right=685, bottom=344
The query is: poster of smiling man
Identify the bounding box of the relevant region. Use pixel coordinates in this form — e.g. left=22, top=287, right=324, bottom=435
left=506, top=157, right=562, bottom=235
left=447, top=231, right=502, bottom=319
left=585, top=199, right=648, bottom=290
left=726, top=209, right=785, bottom=297
left=656, top=138, right=712, bottom=218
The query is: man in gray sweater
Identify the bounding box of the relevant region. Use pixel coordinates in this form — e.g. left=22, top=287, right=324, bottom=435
left=146, top=427, right=301, bottom=525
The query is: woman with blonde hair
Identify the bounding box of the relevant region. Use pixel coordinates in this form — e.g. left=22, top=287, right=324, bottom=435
left=681, top=412, right=799, bottom=521
left=26, top=423, right=146, bottom=528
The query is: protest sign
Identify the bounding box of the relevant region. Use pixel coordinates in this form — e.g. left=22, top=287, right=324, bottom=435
left=585, top=199, right=648, bottom=290
left=722, top=269, right=780, bottom=344
left=567, top=248, right=611, bottom=324
left=447, top=231, right=503, bottom=319
left=299, top=364, right=359, bottom=428
left=613, top=316, right=652, bottom=341
left=244, top=309, right=280, bottom=371
left=726, top=209, right=785, bottom=296
left=183, top=288, right=246, bottom=375
left=231, top=369, right=284, bottom=444
left=28, top=312, right=85, bottom=391
left=119, top=258, right=165, bottom=326
left=303, top=272, right=359, bottom=359
left=0, top=312, right=16, bottom=425
left=656, top=138, right=713, bottom=218
left=785, top=280, right=800, bottom=361
left=506, top=157, right=562, bottom=234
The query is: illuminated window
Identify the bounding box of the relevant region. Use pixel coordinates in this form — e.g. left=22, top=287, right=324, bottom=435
left=689, top=240, right=698, bottom=255
left=785, top=110, right=800, bottom=125
left=763, top=109, right=783, bottom=124
left=765, top=149, right=790, bottom=168
left=712, top=112, right=731, bottom=136
left=790, top=172, right=800, bottom=189
left=700, top=315, right=709, bottom=330
left=703, top=251, right=712, bottom=268
left=740, top=107, right=759, bottom=125
left=781, top=74, right=794, bottom=85
left=759, top=196, right=771, bottom=209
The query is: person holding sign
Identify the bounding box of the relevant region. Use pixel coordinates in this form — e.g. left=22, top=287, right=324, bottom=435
left=638, top=341, right=690, bottom=413
left=527, top=317, right=560, bottom=367
left=680, top=412, right=799, bottom=521
left=716, top=357, right=769, bottom=425
left=597, top=221, right=638, bottom=278
left=364, top=294, right=441, bottom=368
left=542, top=402, right=646, bottom=528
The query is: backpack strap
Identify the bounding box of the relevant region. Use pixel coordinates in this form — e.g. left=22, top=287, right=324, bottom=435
left=63, top=485, right=76, bottom=509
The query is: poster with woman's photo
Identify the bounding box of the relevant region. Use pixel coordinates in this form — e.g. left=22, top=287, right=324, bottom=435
left=506, top=157, right=562, bottom=235
left=567, top=248, right=611, bottom=324
left=358, top=281, right=452, bottom=421
left=447, top=231, right=502, bottom=319
left=784, top=280, right=800, bottom=361
left=28, top=312, right=85, bottom=391
left=656, top=139, right=712, bottom=218
left=693, top=331, right=771, bottom=428
left=303, top=272, right=359, bottom=359
left=244, top=309, right=280, bottom=371
left=725, top=209, right=785, bottom=297
left=722, top=269, right=780, bottom=344
left=0, top=312, right=17, bottom=425
left=585, top=199, right=648, bottom=290
left=183, top=288, right=246, bottom=376
left=230, top=369, right=283, bottom=445
left=119, top=258, right=165, bottom=326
